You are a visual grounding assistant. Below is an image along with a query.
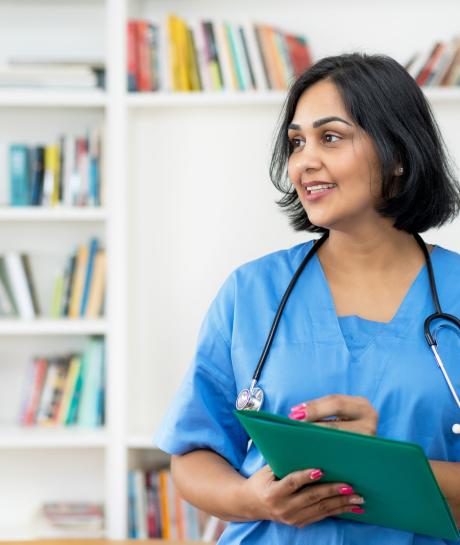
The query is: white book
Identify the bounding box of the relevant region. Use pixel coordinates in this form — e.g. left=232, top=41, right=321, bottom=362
left=429, top=40, right=457, bottom=86
left=63, top=135, right=76, bottom=207
left=4, top=252, right=35, bottom=319
left=191, top=19, right=211, bottom=91
left=158, top=16, right=172, bottom=92
left=242, top=21, right=268, bottom=91
left=134, top=470, right=148, bottom=539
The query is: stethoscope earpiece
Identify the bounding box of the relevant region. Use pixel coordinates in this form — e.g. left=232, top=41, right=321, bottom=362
left=452, top=423, right=460, bottom=434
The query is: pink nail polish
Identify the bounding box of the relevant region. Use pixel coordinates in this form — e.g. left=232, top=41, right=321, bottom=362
left=310, top=469, right=324, bottom=480
left=288, top=410, right=306, bottom=420
left=339, top=486, right=354, bottom=495
left=291, top=402, right=307, bottom=412
left=351, top=507, right=365, bottom=514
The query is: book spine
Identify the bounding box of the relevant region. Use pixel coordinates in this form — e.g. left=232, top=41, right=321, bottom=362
left=80, top=238, right=99, bottom=316
left=30, top=146, right=45, bottom=206
left=9, top=145, right=30, bottom=206
left=4, top=251, right=35, bottom=319
left=127, top=20, right=139, bottom=91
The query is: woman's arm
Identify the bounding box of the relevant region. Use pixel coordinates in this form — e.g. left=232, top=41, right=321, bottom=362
left=430, top=460, right=460, bottom=526
left=171, top=449, right=366, bottom=525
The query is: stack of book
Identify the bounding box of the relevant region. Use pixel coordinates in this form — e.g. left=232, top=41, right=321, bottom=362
left=38, top=502, right=104, bottom=538
left=0, top=58, right=105, bottom=90
left=0, top=253, right=40, bottom=319
left=127, top=16, right=312, bottom=92
left=128, top=468, right=226, bottom=540
left=19, top=338, right=105, bottom=428
left=405, top=36, right=460, bottom=86
left=51, top=237, right=106, bottom=319
left=9, top=129, right=103, bottom=207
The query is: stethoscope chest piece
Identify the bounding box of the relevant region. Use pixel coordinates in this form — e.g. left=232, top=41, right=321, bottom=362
left=236, top=385, right=264, bottom=411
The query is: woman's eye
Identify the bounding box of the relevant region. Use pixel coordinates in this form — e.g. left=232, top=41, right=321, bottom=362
left=289, top=137, right=304, bottom=151
left=324, top=133, right=340, bottom=144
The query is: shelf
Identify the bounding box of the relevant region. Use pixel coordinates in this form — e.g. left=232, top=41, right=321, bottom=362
left=0, top=207, right=107, bottom=222
left=126, top=90, right=288, bottom=107
left=0, top=319, right=108, bottom=335
left=126, top=435, right=156, bottom=449
left=0, top=426, right=108, bottom=449
left=126, top=87, right=460, bottom=108
left=0, top=89, right=107, bottom=108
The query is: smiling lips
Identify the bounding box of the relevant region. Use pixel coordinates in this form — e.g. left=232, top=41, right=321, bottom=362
left=302, top=182, right=337, bottom=201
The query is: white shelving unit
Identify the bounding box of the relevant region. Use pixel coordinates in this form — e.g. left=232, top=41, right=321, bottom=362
left=2, top=0, right=460, bottom=540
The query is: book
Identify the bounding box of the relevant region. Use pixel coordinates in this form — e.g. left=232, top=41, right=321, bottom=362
left=0, top=256, right=18, bottom=317
left=69, top=244, right=89, bottom=318
left=30, top=146, right=45, bottom=206
left=80, top=238, right=99, bottom=316
left=9, top=144, right=30, bottom=206
left=77, top=337, right=104, bottom=427
left=4, top=251, right=35, bottom=319
left=56, top=355, right=82, bottom=424
left=21, top=358, right=48, bottom=425
left=21, top=254, right=40, bottom=315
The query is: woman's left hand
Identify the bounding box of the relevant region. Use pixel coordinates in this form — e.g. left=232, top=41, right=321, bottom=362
left=289, top=394, right=378, bottom=436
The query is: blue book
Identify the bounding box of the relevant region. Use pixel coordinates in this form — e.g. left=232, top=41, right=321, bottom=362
left=30, top=146, right=45, bottom=206
left=80, top=238, right=99, bottom=316
left=9, top=145, right=30, bottom=206
left=77, top=338, right=104, bottom=427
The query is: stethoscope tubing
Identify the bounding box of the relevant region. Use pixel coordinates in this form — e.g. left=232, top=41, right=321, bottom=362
left=237, top=232, right=460, bottom=433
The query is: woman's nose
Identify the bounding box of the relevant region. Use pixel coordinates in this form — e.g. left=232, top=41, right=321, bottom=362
left=293, top=148, right=322, bottom=173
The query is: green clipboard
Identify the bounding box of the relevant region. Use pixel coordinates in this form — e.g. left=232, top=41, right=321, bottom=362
left=235, top=409, right=459, bottom=541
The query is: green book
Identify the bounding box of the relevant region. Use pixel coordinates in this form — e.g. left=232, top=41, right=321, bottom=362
left=235, top=409, right=459, bottom=541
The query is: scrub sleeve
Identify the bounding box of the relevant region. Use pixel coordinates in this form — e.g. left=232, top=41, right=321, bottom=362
left=154, top=272, right=249, bottom=470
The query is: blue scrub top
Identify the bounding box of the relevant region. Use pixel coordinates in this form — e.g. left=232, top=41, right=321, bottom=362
left=154, top=240, right=460, bottom=544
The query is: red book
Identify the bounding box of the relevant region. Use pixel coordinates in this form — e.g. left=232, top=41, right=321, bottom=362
left=127, top=20, right=139, bottom=91
left=22, top=358, right=48, bottom=425
left=136, top=20, right=153, bottom=91
left=285, top=34, right=312, bottom=78
left=417, top=42, right=445, bottom=86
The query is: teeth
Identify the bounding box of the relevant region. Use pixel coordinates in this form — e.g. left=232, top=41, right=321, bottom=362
left=307, top=183, right=336, bottom=193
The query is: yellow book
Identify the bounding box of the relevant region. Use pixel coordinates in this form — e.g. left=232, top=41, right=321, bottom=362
left=69, top=244, right=89, bottom=318
left=186, top=25, right=201, bottom=91
left=158, top=469, right=170, bottom=538
left=167, top=15, right=181, bottom=91
left=56, top=355, right=81, bottom=425
left=43, top=145, right=60, bottom=206
left=86, top=250, right=106, bottom=318
left=176, top=16, right=191, bottom=91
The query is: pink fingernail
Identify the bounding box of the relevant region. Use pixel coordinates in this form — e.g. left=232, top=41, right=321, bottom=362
left=351, top=507, right=365, bottom=514
left=291, top=403, right=307, bottom=412
left=339, top=486, right=354, bottom=495
left=310, top=469, right=324, bottom=480
left=288, top=410, right=306, bottom=420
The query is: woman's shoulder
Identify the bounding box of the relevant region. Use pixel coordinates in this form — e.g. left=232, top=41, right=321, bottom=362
left=233, top=239, right=314, bottom=281
left=433, top=243, right=460, bottom=271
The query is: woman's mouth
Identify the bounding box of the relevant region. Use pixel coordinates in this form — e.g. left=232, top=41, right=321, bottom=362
left=304, top=183, right=337, bottom=201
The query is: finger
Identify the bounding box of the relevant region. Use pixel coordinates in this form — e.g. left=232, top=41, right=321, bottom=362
left=314, top=418, right=377, bottom=435
left=293, top=494, right=365, bottom=527
left=288, top=481, right=358, bottom=513
left=302, top=394, right=376, bottom=422
left=271, top=468, right=325, bottom=498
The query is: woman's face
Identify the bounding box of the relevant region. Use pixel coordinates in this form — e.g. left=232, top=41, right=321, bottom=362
left=287, top=79, right=384, bottom=232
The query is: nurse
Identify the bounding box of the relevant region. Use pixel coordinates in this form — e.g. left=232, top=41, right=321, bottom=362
left=154, top=52, right=460, bottom=543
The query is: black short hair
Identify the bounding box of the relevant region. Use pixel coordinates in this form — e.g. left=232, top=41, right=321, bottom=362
left=269, top=52, right=460, bottom=233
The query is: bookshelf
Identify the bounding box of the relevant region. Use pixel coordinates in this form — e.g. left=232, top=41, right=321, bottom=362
left=2, top=0, right=460, bottom=540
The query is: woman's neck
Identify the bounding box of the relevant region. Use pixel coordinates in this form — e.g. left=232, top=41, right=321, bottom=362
left=317, top=222, right=422, bottom=276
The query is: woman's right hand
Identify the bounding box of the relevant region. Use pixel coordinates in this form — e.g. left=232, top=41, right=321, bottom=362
left=241, top=465, right=365, bottom=527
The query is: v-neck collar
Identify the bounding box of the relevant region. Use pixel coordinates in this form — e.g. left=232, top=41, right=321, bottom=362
left=309, top=242, right=439, bottom=354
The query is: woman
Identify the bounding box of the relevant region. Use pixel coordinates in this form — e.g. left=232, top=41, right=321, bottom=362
left=154, top=52, right=460, bottom=543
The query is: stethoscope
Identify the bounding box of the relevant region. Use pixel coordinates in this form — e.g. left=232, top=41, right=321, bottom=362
left=236, top=232, right=460, bottom=435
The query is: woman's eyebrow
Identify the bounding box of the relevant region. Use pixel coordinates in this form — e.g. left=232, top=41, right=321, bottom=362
left=288, top=116, right=353, bottom=131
